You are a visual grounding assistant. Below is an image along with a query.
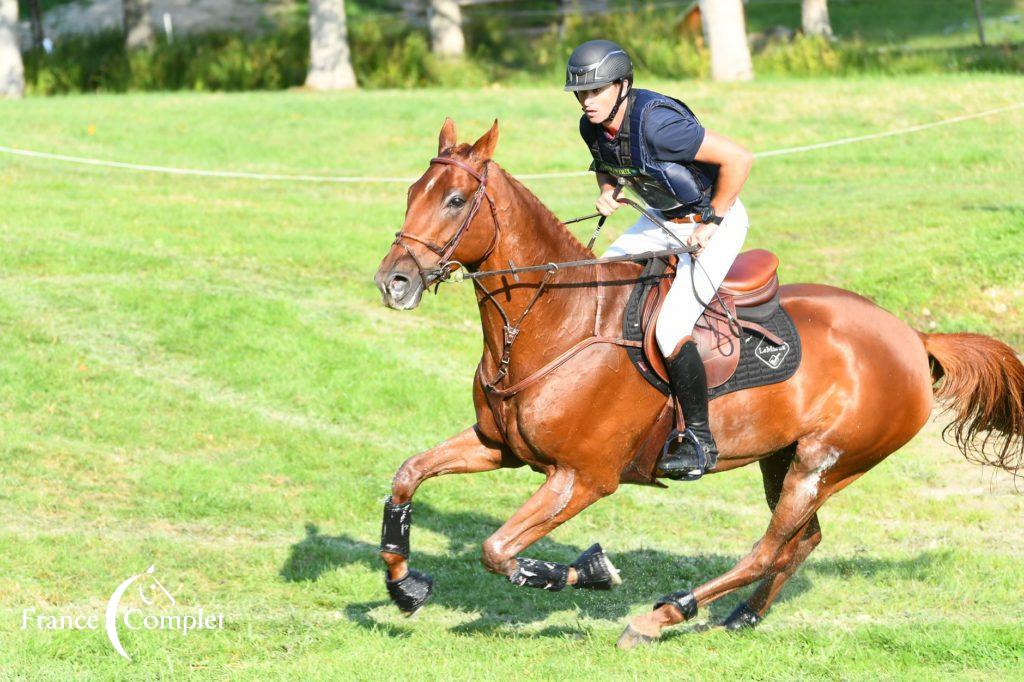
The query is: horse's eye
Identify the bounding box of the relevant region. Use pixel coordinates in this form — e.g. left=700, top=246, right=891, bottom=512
left=447, top=195, right=466, bottom=209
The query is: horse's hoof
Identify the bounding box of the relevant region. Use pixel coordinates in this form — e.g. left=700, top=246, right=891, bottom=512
left=384, top=568, right=434, bottom=616
left=720, top=602, right=762, bottom=631
left=571, top=543, right=623, bottom=590
left=616, top=624, right=658, bottom=650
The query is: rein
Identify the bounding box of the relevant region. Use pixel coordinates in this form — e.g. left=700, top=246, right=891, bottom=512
left=387, top=158, right=735, bottom=412
left=439, top=199, right=696, bottom=283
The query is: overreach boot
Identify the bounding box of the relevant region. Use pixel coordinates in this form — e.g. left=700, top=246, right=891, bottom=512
left=656, top=338, right=719, bottom=481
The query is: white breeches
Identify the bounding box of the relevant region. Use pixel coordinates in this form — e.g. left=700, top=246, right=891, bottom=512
left=602, top=198, right=749, bottom=357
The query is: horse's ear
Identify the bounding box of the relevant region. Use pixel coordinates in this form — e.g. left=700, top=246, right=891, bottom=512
left=471, top=119, right=499, bottom=160
left=438, top=117, right=458, bottom=154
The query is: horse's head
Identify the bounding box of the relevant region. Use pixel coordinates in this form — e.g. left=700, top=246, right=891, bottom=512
left=375, top=118, right=500, bottom=310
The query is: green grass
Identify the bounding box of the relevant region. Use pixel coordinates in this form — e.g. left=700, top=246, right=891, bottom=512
left=0, top=75, right=1023, bottom=679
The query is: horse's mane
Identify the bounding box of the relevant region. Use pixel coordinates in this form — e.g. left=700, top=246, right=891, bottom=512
left=443, top=141, right=593, bottom=262
left=492, top=162, right=594, bottom=260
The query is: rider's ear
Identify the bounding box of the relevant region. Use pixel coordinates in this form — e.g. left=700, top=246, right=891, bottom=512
left=439, top=117, right=458, bottom=154
left=471, top=120, right=499, bottom=160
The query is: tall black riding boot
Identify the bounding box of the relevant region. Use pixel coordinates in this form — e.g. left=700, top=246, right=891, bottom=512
left=656, top=338, right=719, bottom=481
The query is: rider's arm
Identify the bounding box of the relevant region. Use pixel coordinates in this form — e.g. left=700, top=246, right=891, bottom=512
left=646, top=107, right=753, bottom=220
left=595, top=171, right=620, bottom=216
left=596, top=171, right=616, bottom=193
left=694, top=130, right=753, bottom=218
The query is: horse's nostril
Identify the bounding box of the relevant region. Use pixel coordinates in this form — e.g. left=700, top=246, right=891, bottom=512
left=388, top=274, right=410, bottom=298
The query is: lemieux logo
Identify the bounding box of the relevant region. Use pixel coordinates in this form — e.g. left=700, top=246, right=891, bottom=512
left=754, top=337, right=791, bottom=369
left=21, top=565, right=225, bottom=660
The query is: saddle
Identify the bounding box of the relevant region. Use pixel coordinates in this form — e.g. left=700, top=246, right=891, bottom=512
left=620, top=249, right=791, bottom=485
left=629, top=249, right=784, bottom=391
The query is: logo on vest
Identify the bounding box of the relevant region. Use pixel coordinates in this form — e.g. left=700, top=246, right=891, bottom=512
left=754, top=338, right=790, bottom=370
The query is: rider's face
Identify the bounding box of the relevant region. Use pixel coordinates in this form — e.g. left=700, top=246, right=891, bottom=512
left=574, top=81, right=624, bottom=126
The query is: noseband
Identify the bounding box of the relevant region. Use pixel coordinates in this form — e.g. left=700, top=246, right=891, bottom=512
left=392, top=156, right=501, bottom=289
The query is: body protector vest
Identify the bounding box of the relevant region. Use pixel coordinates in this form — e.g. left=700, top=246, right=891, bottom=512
left=580, top=89, right=718, bottom=218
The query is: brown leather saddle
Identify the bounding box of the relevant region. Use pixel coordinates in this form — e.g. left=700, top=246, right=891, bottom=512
left=639, top=249, right=783, bottom=389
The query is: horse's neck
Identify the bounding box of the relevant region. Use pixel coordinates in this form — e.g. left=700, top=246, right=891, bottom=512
left=474, top=169, right=599, bottom=370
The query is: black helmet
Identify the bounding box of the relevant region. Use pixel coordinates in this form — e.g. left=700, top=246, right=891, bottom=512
left=564, top=39, right=633, bottom=92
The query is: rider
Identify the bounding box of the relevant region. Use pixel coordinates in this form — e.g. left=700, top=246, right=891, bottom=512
left=566, top=39, right=754, bottom=481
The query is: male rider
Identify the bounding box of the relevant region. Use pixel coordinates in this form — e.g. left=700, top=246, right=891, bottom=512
left=566, top=39, right=754, bottom=480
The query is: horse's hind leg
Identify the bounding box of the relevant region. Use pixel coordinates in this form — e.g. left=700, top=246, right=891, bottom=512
left=720, top=447, right=823, bottom=629
left=618, top=437, right=847, bottom=648
left=479, top=467, right=622, bottom=592
left=379, top=425, right=510, bottom=615
left=721, top=516, right=821, bottom=629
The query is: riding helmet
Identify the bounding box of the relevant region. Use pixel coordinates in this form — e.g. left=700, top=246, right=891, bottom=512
left=564, top=39, right=633, bottom=92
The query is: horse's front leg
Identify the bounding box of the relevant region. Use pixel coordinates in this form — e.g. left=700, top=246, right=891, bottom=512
left=480, top=467, right=622, bottom=593
left=379, top=424, right=509, bottom=615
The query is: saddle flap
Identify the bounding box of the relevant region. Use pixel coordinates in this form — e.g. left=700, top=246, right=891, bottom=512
left=641, top=259, right=743, bottom=389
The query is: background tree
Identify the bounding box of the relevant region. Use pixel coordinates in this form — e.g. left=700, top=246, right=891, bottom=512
left=0, top=0, right=23, bottom=98
left=306, top=0, right=357, bottom=90
left=27, top=0, right=43, bottom=51
left=802, top=0, right=834, bottom=39
left=973, top=0, right=986, bottom=45
left=428, top=0, right=464, bottom=58
left=123, top=0, right=155, bottom=49
left=699, top=0, right=753, bottom=82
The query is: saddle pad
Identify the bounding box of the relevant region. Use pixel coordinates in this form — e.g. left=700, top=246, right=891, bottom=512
left=707, top=303, right=802, bottom=401
left=622, top=258, right=802, bottom=400
left=622, top=257, right=672, bottom=394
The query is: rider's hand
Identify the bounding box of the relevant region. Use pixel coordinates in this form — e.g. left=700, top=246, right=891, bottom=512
left=595, top=187, right=622, bottom=217
left=686, top=223, right=717, bottom=254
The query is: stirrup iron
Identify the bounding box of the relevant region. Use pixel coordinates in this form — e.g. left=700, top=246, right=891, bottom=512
left=658, top=428, right=711, bottom=481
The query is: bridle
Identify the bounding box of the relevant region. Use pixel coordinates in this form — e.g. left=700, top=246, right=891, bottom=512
left=388, top=154, right=555, bottom=392
left=391, top=155, right=500, bottom=291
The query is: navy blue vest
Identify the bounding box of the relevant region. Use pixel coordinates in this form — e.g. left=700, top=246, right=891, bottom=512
left=580, top=89, right=718, bottom=218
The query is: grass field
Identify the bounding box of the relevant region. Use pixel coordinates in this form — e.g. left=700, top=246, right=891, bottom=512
left=1, top=74, right=1023, bottom=679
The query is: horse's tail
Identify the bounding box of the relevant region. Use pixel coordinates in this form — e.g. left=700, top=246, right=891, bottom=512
left=921, top=332, right=1024, bottom=478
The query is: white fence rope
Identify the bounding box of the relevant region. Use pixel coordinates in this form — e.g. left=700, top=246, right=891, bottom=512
left=1, top=101, right=1021, bottom=184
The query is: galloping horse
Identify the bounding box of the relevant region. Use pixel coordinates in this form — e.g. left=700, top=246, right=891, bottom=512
left=373, top=119, right=1024, bottom=648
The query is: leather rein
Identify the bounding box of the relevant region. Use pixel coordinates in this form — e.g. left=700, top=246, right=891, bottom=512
left=389, top=157, right=710, bottom=406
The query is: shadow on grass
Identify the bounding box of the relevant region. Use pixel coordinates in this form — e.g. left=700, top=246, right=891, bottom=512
left=279, top=502, right=952, bottom=638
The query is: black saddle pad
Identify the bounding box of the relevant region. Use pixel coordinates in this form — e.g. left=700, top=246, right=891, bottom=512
left=622, top=257, right=802, bottom=400
left=708, top=303, right=801, bottom=401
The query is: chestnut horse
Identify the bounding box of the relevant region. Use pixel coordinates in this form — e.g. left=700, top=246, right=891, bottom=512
left=373, top=119, right=1024, bottom=648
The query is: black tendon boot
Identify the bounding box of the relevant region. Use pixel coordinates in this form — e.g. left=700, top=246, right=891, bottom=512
left=657, top=338, right=719, bottom=481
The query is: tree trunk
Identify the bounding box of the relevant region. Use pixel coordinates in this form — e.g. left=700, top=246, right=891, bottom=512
left=123, top=0, right=154, bottom=49
left=28, top=0, right=43, bottom=50
left=699, top=0, right=753, bottom=82
left=428, top=0, right=464, bottom=58
left=0, top=0, right=24, bottom=98
left=973, top=0, right=986, bottom=46
left=306, top=0, right=357, bottom=90
left=801, top=0, right=833, bottom=39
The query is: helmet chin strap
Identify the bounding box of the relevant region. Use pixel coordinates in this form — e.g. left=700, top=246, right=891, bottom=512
left=602, top=80, right=629, bottom=126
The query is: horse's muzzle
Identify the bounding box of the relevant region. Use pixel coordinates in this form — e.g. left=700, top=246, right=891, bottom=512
left=375, top=264, right=426, bottom=310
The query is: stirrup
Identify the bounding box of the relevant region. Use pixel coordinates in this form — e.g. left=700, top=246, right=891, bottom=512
left=657, top=428, right=710, bottom=482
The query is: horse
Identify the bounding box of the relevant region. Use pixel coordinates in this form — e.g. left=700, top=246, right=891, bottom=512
left=372, top=119, right=1024, bottom=648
